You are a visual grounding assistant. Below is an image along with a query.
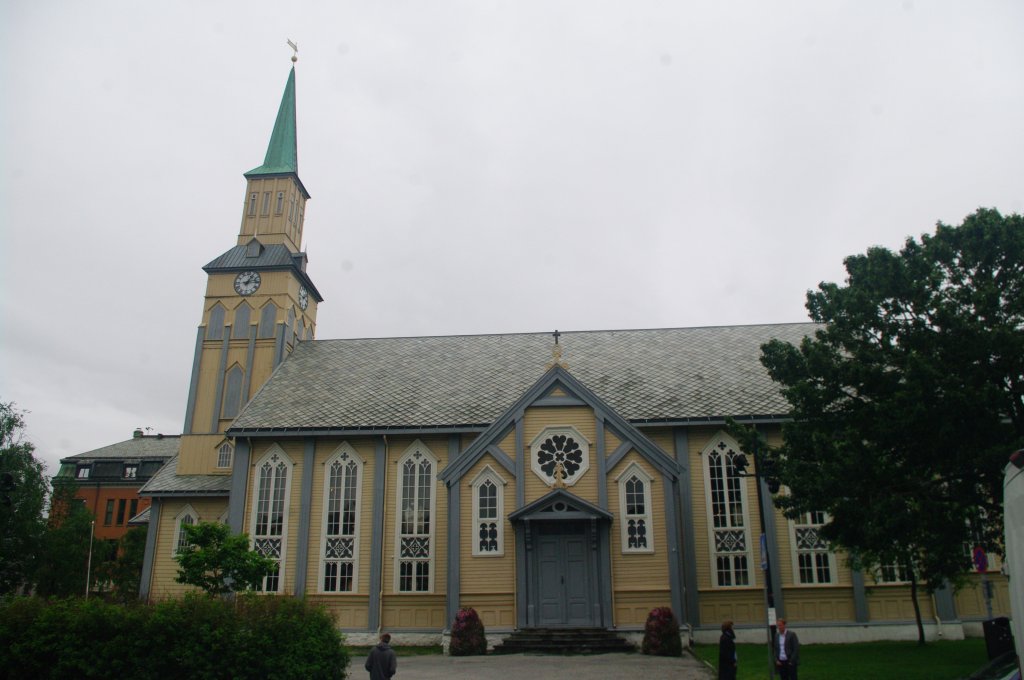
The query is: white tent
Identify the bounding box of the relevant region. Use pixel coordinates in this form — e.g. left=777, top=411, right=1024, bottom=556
left=1005, top=450, right=1024, bottom=662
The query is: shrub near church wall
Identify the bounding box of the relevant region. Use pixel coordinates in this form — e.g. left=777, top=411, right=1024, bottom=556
left=0, top=595, right=349, bottom=680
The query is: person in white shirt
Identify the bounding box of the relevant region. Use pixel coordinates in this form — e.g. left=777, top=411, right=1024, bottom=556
left=772, top=618, right=800, bottom=680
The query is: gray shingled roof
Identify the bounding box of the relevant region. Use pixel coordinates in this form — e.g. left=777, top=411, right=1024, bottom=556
left=127, top=506, right=151, bottom=525
left=61, top=435, right=180, bottom=463
left=230, top=323, right=815, bottom=433
left=203, top=242, right=302, bottom=271
left=139, top=454, right=232, bottom=496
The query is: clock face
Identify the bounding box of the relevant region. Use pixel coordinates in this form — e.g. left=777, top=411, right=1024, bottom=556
left=234, top=271, right=261, bottom=296
left=298, top=286, right=309, bottom=310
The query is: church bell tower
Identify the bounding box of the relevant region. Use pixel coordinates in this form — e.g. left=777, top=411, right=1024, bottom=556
left=176, top=60, right=322, bottom=475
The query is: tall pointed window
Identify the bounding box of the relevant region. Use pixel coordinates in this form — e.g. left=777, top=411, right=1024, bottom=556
left=258, top=303, right=277, bottom=339
left=248, top=192, right=257, bottom=216
left=321, top=444, right=363, bottom=593
left=261, top=191, right=271, bottom=216
left=275, top=191, right=284, bottom=215
left=703, top=434, right=752, bottom=587
left=616, top=462, right=654, bottom=553
left=250, top=447, right=293, bottom=593
left=173, top=505, right=197, bottom=555
left=395, top=441, right=437, bottom=592
left=232, top=303, right=252, bottom=339
left=221, top=365, right=245, bottom=419
left=471, top=466, right=506, bottom=556
left=790, top=511, right=834, bottom=584
left=217, top=442, right=234, bottom=469
left=206, top=304, right=226, bottom=340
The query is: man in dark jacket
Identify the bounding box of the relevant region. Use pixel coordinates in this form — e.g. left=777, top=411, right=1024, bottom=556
left=772, top=619, right=800, bottom=680
left=365, top=633, right=397, bottom=680
left=718, top=620, right=737, bottom=680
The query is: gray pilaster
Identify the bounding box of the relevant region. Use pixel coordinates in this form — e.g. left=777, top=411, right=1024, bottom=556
left=515, top=416, right=525, bottom=509
left=182, top=327, right=204, bottom=434
left=138, top=498, right=161, bottom=601
left=446, top=435, right=462, bottom=626
left=595, top=412, right=607, bottom=509
left=241, top=324, right=257, bottom=403
left=209, top=328, right=231, bottom=433
left=673, top=427, right=700, bottom=627
left=852, top=568, right=869, bottom=622
left=934, top=581, right=958, bottom=621
left=599, top=524, right=614, bottom=627
left=760, top=476, right=785, bottom=619
left=294, top=438, right=316, bottom=596
left=227, top=439, right=251, bottom=533
left=664, top=477, right=685, bottom=624
left=368, top=437, right=387, bottom=632
left=515, top=523, right=528, bottom=628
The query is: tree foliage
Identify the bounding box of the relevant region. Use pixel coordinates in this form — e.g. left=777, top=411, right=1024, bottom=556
left=97, top=526, right=148, bottom=602
left=0, top=402, right=48, bottom=594
left=755, top=208, right=1023, bottom=639
left=174, top=521, right=275, bottom=595
left=35, top=479, right=95, bottom=597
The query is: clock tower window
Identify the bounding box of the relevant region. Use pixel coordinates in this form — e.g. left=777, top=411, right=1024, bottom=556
left=258, top=303, right=277, bottom=339
left=222, top=365, right=245, bottom=419
left=232, top=303, right=252, bottom=339
left=247, top=193, right=257, bottom=216
left=206, top=304, right=226, bottom=340
left=276, top=192, right=284, bottom=214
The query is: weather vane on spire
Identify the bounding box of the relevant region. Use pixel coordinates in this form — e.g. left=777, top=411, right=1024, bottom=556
left=287, top=39, right=299, bottom=63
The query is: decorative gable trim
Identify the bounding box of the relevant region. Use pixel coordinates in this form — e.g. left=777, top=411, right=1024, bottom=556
left=439, top=365, right=680, bottom=487
left=508, top=487, right=613, bottom=523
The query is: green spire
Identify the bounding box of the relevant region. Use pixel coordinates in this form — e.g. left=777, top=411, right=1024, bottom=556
left=246, top=67, right=298, bottom=176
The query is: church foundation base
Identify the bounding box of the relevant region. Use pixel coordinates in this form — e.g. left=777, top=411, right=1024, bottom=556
left=692, top=621, right=968, bottom=645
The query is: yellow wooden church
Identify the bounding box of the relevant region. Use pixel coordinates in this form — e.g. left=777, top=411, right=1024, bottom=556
left=138, top=62, right=1008, bottom=646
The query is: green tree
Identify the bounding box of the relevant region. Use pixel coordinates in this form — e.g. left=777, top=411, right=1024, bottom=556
left=174, top=521, right=275, bottom=595
left=96, top=526, right=148, bottom=602
left=34, top=479, right=95, bottom=597
left=752, top=208, right=1023, bottom=644
left=0, top=402, right=48, bottom=594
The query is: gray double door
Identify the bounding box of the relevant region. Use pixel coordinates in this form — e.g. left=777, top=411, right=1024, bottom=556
left=536, top=521, right=594, bottom=627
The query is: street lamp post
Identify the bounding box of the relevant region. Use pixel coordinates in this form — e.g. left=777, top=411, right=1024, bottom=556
left=85, top=519, right=95, bottom=599
left=733, top=443, right=778, bottom=680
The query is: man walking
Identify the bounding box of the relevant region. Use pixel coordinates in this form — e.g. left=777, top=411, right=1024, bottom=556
left=365, top=633, right=397, bottom=680
left=772, top=618, right=800, bottom=680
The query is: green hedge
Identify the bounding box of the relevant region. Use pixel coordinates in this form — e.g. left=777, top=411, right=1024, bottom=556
left=0, top=595, right=349, bottom=680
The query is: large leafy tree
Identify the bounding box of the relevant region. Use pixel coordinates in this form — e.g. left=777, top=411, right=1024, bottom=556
left=757, top=208, right=1023, bottom=643
left=175, top=521, right=275, bottom=595
left=35, top=479, right=95, bottom=597
left=97, top=526, right=148, bottom=603
left=0, top=402, right=48, bottom=594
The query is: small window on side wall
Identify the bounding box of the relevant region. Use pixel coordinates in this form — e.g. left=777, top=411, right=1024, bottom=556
left=217, top=442, right=234, bottom=469
left=471, top=466, right=506, bottom=557
left=616, top=462, right=654, bottom=553
left=247, top=193, right=257, bottom=216
left=123, top=464, right=138, bottom=479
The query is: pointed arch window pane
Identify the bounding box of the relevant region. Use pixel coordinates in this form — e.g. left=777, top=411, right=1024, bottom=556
left=221, top=366, right=244, bottom=419
left=232, top=303, right=252, bottom=339
left=206, top=304, right=226, bottom=340
left=258, top=303, right=277, bottom=339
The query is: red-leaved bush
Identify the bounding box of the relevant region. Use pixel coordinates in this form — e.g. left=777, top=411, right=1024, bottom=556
left=641, top=606, right=682, bottom=656
left=450, top=607, right=487, bottom=656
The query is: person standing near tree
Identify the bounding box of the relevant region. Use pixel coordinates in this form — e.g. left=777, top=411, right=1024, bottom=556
left=718, top=620, right=737, bottom=680
left=773, top=618, right=800, bottom=680
left=365, top=632, right=397, bottom=680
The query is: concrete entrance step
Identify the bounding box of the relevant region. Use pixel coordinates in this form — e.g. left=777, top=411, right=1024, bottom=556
left=492, top=628, right=635, bottom=655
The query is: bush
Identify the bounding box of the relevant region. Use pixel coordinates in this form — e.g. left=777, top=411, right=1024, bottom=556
left=449, top=607, right=487, bottom=656
left=0, top=594, right=349, bottom=679
left=641, top=606, right=682, bottom=656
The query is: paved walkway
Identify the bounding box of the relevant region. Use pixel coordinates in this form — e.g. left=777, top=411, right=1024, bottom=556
left=383, top=652, right=714, bottom=679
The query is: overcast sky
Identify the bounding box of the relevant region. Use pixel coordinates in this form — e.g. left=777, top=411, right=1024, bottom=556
left=2, top=1, right=1022, bottom=476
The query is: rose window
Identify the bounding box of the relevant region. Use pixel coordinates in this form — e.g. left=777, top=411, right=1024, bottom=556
left=530, top=426, right=590, bottom=487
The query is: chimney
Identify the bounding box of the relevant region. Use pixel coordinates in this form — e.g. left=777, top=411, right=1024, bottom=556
left=133, top=428, right=144, bottom=438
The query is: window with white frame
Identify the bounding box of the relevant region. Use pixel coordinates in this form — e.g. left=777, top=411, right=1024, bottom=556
left=173, top=505, right=197, bottom=555
left=875, top=562, right=913, bottom=584
left=791, top=511, right=834, bottom=584
left=471, top=466, right=506, bottom=556
left=250, top=447, right=293, bottom=592
left=76, top=465, right=90, bottom=479
left=217, top=442, right=234, bottom=469
left=703, top=434, right=752, bottom=587
left=616, top=463, right=654, bottom=553
left=395, top=441, right=437, bottom=592
left=321, top=444, right=363, bottom=592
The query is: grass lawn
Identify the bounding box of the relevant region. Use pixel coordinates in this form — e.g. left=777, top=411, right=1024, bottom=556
left=692, top=638, right=989, bottom=680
